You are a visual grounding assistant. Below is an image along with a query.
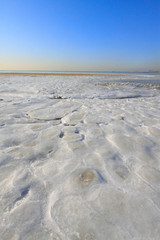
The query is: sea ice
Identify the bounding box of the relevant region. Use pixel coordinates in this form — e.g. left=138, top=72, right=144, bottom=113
left=0, top=73, right=160, bottom=240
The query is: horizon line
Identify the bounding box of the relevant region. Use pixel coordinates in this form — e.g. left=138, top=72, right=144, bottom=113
left=0, top=70, right=160, bottom=74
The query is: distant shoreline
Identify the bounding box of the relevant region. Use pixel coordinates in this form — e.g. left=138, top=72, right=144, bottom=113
left=0, top=72, right=159, bottom=76
left=0, top=72, right=134, bottom=76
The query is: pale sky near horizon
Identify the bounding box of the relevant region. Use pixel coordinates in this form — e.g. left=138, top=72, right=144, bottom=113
left=0, top=0, right=160, bottom=71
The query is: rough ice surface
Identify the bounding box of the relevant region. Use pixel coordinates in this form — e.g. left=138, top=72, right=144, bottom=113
left=0, top=73, right=160, bottom=240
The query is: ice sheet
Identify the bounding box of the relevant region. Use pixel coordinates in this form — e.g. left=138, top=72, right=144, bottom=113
left=0, top=74, right=160, bottom=240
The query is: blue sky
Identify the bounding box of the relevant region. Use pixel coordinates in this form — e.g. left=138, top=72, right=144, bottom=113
left=0, top=0, right=160, bottom=71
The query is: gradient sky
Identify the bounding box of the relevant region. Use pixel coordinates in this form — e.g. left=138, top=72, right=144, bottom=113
left=0, top=0, right=160, bottom=71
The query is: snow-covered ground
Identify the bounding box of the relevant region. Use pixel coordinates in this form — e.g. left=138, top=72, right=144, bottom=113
left=0, top=73, right=160, bottom=240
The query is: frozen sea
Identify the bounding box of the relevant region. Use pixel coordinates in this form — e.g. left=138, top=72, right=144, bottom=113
left=0, top=73, right=160, bottom=240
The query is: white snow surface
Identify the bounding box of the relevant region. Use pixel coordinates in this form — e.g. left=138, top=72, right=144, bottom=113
left=0, top=74, right=160, bottom=240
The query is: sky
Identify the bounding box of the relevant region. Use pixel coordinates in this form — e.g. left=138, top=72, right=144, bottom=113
left=0, top=0, right=160, bottom=72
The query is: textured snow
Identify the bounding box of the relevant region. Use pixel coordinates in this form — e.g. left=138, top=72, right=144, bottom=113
left=0, top=74, right=160, bottom=240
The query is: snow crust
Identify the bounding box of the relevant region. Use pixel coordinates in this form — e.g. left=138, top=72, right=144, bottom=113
left=0, top=74, right=160, bottom=240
